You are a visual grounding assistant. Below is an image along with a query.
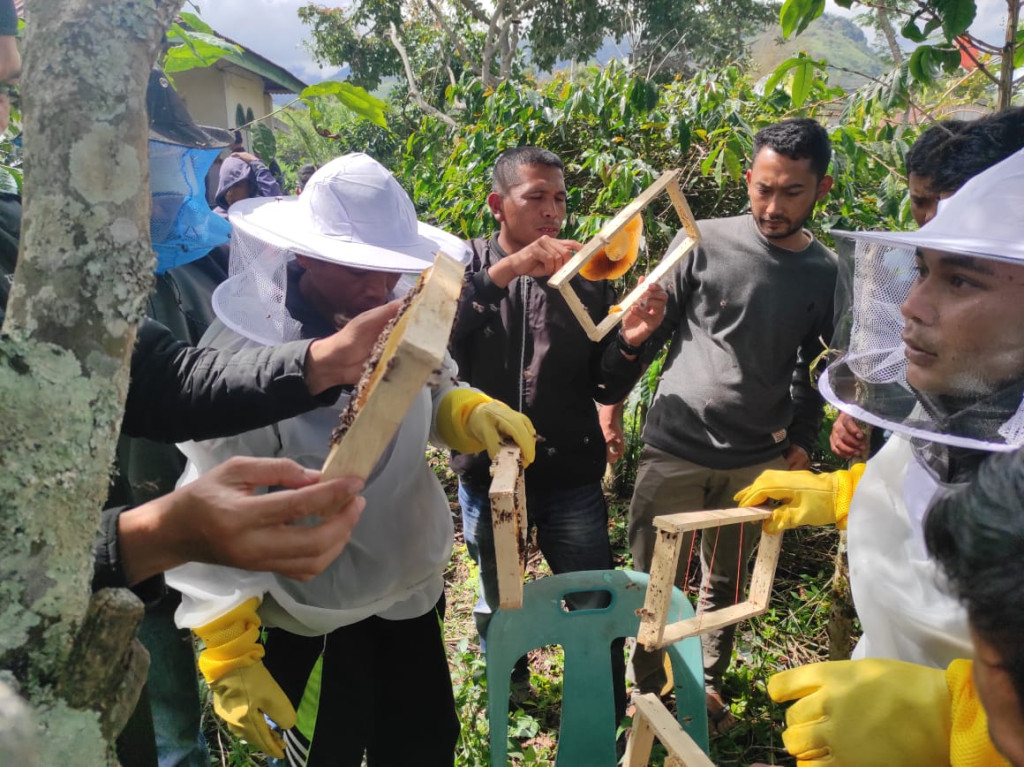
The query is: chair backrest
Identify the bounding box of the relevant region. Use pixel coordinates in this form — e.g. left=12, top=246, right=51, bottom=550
left=485, top=569, right=709, bottom=766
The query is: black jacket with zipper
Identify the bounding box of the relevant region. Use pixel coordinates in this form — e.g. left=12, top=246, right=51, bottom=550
left=450, top=235, right=644, bottom=492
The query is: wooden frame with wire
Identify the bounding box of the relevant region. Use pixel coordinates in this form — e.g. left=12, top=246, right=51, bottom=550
left=624, top=692, right=715, bottom=767
left=488, top=444, right=528, bottom=609
left=637, top=507, right=783, bottom=651
left=321, top=253, right=464, bottom=493
left=547, top=169, right=700, bottom=342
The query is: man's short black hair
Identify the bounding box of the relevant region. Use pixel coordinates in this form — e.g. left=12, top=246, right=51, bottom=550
left=905, top=120, right=969, bottom=184
left=492, top=146, right=564, bottom=195
left=925, top=447, right=1024, bottom=706
left=753, top=118, right=832, bottom=180
left=927, top=107, right=1024, bottom=195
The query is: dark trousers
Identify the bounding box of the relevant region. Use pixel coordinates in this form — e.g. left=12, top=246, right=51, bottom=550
left=264, top=607, right=459, bottom=767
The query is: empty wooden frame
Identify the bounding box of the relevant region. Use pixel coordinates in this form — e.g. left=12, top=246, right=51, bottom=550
left=489, top=445, right=527, bottom=609
left=637, top=507, right=783, bottom=651
left=321, top=252, right=464, bottom=488
left=624, top=693, right=715, bottom=767
left=547, top=169, right=700, bottom=342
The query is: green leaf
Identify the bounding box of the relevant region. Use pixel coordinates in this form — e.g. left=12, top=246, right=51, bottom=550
left=780, top=0, right=825, bottom=39
left=1015, top=29, right=1024, bottom=68
left=909, top=45, right=949, bottom=83
left=763, top=57, right=800, bottom=95
left=780, top=0, right=806, bottom=38
left=301, top=81, right=389, bottom=128
left=900, top=16, right=927, bottom=43
left=909, top=44, right=962, bottom=82
left=251, top=122, right=277, bottom=164
left=162, top=27, right=239, bottom=73
left=0, top=166, right=19, bottom=195
left=938, top=45, right=962, bottom=73
left=922, top=15, right=943, bottom=37
left=677, top=121, right=692, bottom=155
left=790, top=56, right=816, bottom=108
left=179, top=11, right=214, bottom=35
left=764, top=54, right=822, bottom=107
left=700, top=142, right=722, bottom=177
left=934, top=0, right=976, bottom=39
left=235, top=104, right=246, bottom=129
left=723, top=146, right=742, bottom=181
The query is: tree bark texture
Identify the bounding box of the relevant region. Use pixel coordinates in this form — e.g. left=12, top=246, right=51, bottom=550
left=0, top=0, right=183, bottom=762
left=998, top=0, right=1021, bottom=110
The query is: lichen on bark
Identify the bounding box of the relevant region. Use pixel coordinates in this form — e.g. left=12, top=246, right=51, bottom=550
left=0, top=0, right=186, bottom=762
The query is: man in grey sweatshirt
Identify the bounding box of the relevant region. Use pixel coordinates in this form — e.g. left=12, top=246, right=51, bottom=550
left=627, top=118, right=837, bottom=730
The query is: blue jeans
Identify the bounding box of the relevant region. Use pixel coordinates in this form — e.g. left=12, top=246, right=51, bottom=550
left=459, top=480, right=626, bottom=719
left=137, top=596, right=208, bottom=767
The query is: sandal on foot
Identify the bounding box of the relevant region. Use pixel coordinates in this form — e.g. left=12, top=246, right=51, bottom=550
left=706, top=691, right=737, bottom=735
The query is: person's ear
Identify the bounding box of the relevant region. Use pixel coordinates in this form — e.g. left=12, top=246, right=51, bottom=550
left=487, top=192, right=505, bottom=222
left=816, top=175, right=834, bottom=201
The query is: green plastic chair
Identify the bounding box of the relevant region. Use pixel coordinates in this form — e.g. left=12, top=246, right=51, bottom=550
left=485, top=569, right=709, bottom=766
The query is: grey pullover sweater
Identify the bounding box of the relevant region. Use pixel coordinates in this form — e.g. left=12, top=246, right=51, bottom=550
left=641, top=215, right=837, bottom=469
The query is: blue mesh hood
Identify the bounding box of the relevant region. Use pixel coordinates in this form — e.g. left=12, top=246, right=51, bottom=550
left=149, top=140, right=231, bottom=273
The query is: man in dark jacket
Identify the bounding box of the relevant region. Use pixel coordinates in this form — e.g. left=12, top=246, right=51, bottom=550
left=449, top=146, right=666, bottom=714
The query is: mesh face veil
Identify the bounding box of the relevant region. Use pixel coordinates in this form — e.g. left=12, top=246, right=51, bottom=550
left=821, top=148, right=1024, bottom=456
left=211, top=153, right=469, bottom=346
left=149, top=140, right=231, bottom=273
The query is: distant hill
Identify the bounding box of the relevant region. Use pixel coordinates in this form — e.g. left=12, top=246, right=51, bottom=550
left=749, top=13, right=885, bottom=93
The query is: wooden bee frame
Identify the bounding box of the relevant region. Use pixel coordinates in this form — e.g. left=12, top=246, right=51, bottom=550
left=624, top=692, right=715, bottom=767
left=488, top=445, right=528, bottom=609
left=321, top=253, right=464, bottom=487
left=547, top=169, right=700, bottom=342
left=637, top=507, right=783, bottom=651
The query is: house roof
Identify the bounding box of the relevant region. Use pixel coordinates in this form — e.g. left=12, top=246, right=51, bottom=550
left=215, top=31, right=308, bottom=95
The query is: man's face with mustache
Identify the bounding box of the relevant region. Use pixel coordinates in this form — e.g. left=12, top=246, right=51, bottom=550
left=746, top=147, right=831, bottom=251
left=900, top=248, right=1024, bottom=396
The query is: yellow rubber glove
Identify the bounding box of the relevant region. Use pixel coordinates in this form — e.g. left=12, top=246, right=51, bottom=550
left=194, top=598, right=296, bottom=758
left=733, top=463, right=865, bottom=534
left=768, top=658, right=952, bottom=767
left=437, top=388, right=537, bottom=466
left=947, top=660, right=1011, bottom=767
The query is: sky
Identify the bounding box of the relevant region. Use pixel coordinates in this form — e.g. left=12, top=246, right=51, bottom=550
left=198, top=0, right=1011, bottom=86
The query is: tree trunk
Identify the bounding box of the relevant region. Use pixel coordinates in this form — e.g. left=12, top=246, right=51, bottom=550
left=999, top=0, right=1021, bottom=110
left=874, top=6, right=903, bottom=66
left=0, top=0, right=183, bottom=762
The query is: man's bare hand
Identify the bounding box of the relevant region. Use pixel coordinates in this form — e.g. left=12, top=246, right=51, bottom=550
left=488, top=236, right=584, bottom=288
left=304, top=299, right=402, bottom=394
left=599, top=403, right=625, bottom=464
left=230, top=151, right=259, bottom=165
left=619, top=281, right=668, bottom=349
left=783, top=444, right=811, bottom=471
left=830, top=412, right=868, bottom=460
left=120, top=457, right=365, bottom=585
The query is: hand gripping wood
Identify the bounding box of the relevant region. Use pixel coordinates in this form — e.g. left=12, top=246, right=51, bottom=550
left=321, top=252, right=464, bottom=485
left=547, top=169, right=700, bottom=341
